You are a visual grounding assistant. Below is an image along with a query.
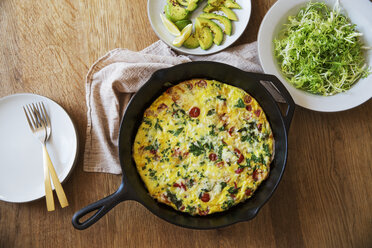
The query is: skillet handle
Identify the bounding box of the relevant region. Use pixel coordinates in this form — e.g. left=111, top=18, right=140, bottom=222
left=72, top=180, right=131, bottom=230
left=259, top=74, right=295, bottom=132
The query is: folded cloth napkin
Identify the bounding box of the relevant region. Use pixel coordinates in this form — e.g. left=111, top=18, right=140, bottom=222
left=84, top=40, right=284, bottom=174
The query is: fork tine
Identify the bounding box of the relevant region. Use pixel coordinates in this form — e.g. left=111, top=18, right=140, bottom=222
left=38, top=102, right=48, bottom=127
left=40, top=102, right=50, bottom=127
left=31, top=103, right=43, bottom=127
left=26, top=104, right=38, bottom=129
left=36, top=102, right=45, bottom=125
left=23, top=106, right=34, bottom=131
left=33, top=104, right=44, bottom=128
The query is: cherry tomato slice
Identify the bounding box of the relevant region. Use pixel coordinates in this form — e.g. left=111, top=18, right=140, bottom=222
left=244, top=95, right=252, bottom=104
left=209, top=153, right=217, bottom=161
left=189, top=107, right=200, bottom=118
left=200, top=192, right=210, bottom=202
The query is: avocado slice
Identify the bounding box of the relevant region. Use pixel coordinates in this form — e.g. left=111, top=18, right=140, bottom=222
left=175, top=20, right=192, bottom=31
left=183, top=33, right=200, bottom=49
left=176, top=0, right=199, bottom=11
left=196, top=26, right=213, bottom=50
left=164, top=1, right=190, bottom=22
left=196, top=17, right=223, bottom=45
left=208, top=0, right=241, bottom=9
left=199, top=13, right=232, bottom=35
left=186, top=0, right=199, bottom=11
left=203, top=4, right=216, bottom=13
left=224, top=0, right=241, bottom=9
left=219, top=7, right=238, bottom=21
left=203, top=4, right=238, bottom=21
left=176, top=0, right=188, bottom=6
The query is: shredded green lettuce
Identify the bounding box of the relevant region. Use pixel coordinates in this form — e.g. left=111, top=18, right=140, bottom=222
left=274, top=1, right=370, bottom=96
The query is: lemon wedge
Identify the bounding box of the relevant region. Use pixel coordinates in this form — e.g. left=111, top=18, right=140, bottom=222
left=172, top=24, right=192, bottom=47
left=160, top=14, right=181, bottom=36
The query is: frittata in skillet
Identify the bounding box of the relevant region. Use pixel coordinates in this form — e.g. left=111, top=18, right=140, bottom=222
left=133, top=79, right=274, bottom=216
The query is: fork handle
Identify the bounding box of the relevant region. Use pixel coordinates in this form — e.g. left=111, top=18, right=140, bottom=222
left=42, top=145, right=69, bottom=208
left=43, top=146, right=55, bottom=211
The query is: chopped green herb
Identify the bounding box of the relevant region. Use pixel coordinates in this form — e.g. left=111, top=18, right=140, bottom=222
left=169, top=127, right=184, bottom=136
left=207, top=109, right=216, bottom=116
left=218, top=145, right=223, bottom=159
left=234, top=98, right=246, bottom=108
left=217, top=95, right=226, bottom=101
left=263, top=143, right=271, bottom=157
left=186, top=205, right=196, bottom=213
left=143, top=118, right=152, bottom=126
left=227, top=187, right=239, bottom=194
left=144, top=139, right=159, bottom=151
left=189, top=141, right=205, bottom=156
left=148, top=168, right=157, bottom=180
left=166, top=190, right=182, bottom=209
left=203, top=142, right=214, bottom=151
left=208, top=124, right=217, bottom=136
left=155, top=119, right=163, bottom=131
left=219, top=126, right=226, bottom=131
left=186, top=179, right=195, bottom=188
left=220, top=182, right=227, bottom=190
left=238, top=127, right=247, bottom=132
left=221, top=199, right=235, bottom=210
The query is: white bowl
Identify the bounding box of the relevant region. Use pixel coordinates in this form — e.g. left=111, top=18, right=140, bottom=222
left=258, top=0, right=372, bottom=112
left=148, top=0, right=251, bottom=55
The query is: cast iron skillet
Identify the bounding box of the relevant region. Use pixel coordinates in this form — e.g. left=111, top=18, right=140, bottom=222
left=72, top=61, right=295, bottom=230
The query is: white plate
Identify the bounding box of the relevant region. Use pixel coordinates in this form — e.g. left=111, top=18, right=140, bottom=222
left=0, top=94, right=78, bottom=203
left=148, top=0, right=251, bottom=55
left=258, top=0, right=372, bottom=112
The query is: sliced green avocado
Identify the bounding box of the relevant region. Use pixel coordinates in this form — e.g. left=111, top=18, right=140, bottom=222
left=207, top=0, right=222, bottom=7
left=203, top=4, right=216, bottom=13
left=183, top=33, right=200, bottom=49
left=176, top=0, right=188, bottom=6
left=175, top=20, right=192, bottom=31
left=176, top=0, right=199, bottom=11
left=208, top=0, right=241, bottom=9
left=196, top=26, right=213, bottom=50
left=196, top=17, right=223, bottom=45
left=219, top=7, right=238, bottom=20
left=164, top=1, right=190, bottom=22
left=199, top=13, right=232, bottom=36
left=203, top=4, right=238, bottom=21
left=186, top=0, right=199, bottom=11
left=224, top=0, right=241, bottom=9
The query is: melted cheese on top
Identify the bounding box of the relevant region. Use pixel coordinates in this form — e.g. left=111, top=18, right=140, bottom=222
left=133, top=79, right=274, bottom=215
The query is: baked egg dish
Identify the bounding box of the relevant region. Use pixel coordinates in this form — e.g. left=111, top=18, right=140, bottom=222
left=133, top=79, right=274, bottom=215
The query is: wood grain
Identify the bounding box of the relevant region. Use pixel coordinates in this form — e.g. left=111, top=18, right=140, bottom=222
left=0, top=0, right=371, bottom=247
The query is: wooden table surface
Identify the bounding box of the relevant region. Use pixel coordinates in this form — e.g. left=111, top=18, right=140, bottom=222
left=0, top=0, right=371, bottom=247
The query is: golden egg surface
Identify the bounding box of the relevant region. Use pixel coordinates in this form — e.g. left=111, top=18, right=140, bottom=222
left=133, top=79, right=274, bottom=215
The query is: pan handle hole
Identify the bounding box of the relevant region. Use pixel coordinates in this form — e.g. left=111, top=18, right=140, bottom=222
left=79, top=209, right=100, bottom=223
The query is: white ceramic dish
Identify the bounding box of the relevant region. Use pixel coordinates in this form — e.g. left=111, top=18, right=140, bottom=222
left=0, top=94, right=78, bottom=203
left=258, top=0, right=372, bottom=112
left=148, top=0, right=251, bottom=55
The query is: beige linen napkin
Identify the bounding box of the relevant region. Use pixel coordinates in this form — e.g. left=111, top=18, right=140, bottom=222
left=84, top=40, right=283, bottom=174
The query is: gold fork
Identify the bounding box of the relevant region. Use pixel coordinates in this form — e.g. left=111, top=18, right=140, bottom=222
left=23, top=103, right=55, bottom=211
left=24, top=102, right=69, bottom=210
